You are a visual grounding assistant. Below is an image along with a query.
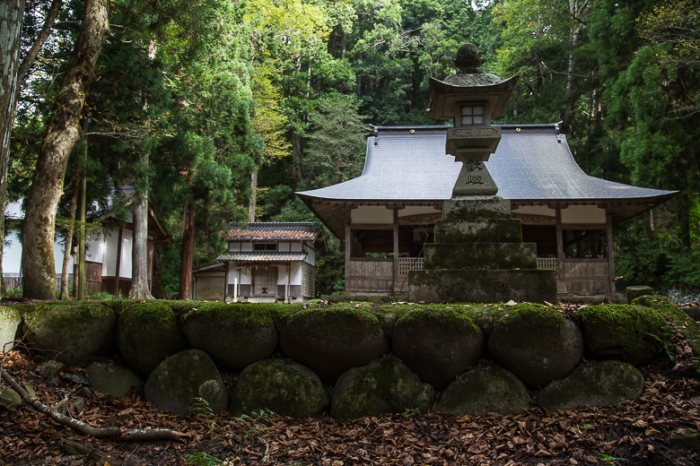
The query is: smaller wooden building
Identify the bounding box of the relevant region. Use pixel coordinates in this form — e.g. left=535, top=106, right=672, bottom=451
left=193, top=222, right=318, bottom=302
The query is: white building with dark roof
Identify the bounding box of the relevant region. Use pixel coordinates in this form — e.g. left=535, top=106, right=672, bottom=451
left=193, top=222, right=318, bottom=302
left=296, top=124, right=676, bottom=296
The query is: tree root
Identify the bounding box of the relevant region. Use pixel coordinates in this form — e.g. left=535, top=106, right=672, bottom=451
left=1, top=366, right=189, bottom=442
left=62, top=439, right=141, bottom=466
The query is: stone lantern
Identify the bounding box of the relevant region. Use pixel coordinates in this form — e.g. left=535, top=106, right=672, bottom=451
left=408, top=44, right=557, bottom=303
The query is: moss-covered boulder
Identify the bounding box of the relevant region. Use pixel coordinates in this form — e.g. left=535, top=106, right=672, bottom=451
left=117, top=302, right=189, bottom=378
left=0, top=306, right=21, bottom=351
left=280, top=307, right=389, bottom=381
left=487, top=304, right=584, bottom=389
left=632, top=295, right=700, bottom=356
left=331, top=355, right=434, bottom=420
left=577, top=305, right=668, bottom=366
left=23, top=302, right=117, bottom=365
left=144, top=349, right=227, bottom=415
left=537, top=360, right=644, bottom=411
left=436, top=366, right=530, bottom=416
left=101, top=299, right=141, bottom=315
left=392, top=307, right=484, bottom=390
left=87, top=363, right=142, bottom=398
left=229, top=359, right=328, bottom=418
left=181, top=303, right=278, bottom=370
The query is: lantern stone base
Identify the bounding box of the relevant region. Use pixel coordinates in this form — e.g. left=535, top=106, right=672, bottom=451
left=408, top=269, right=557, bottom=303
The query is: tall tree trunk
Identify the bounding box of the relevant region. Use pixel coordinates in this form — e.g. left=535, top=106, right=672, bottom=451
left=151, top=244, right=166, bottom=299
left=129, top=155, right=153, bottom=299
left=0, top=0, right=26, bottom=297
left=248, top=172, right=257, bottom=222
left=60, top=181, right=78, bottom=300
left=179, top=200, right=196, bottom=300
left=21, top=0, right=109, bottom=300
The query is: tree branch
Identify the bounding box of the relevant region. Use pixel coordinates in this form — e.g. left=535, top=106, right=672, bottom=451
left=16, top=0, right=64, bottom=87
left=0, top=366, right=189, bottom=442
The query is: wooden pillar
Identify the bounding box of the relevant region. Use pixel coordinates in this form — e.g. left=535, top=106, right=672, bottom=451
left=393, top=209, right=399, bottom=294
left=286, top=263, right=291, bottom=303
left=224, top=261, right=230, bottom=301
left=344, top=223, right=351, bottom=290
left=607, top=223, right=615, bottom=293
left=555, top=208, right=564, bottom=282
left=114, top=227, right=124, bottom=296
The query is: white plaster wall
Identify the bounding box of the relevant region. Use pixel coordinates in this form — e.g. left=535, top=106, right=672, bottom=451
left=119, top=229, right=133, bottom=278
left=291, top=262, right=302, bottom=285
left=277, top=265, right=287, bottom=285
left=561, top=205, right=606, bottom=224
left=52, top=236, right=70, bottom=274
left=276, top=263, right=303, bottom=285
left=512, top=205, right=556, bottom=217
left=398, top=206, right=440, bottom=218
left=85, top=229, right=104, bottom=263
left=351, top=206, right=393, bottom=224
left=237, top=267, right=252, bottom=285
left=2, top=231, right=23, bottom=276
left=102, top=228, right=119, bottom=277
left=305, top=245, right=315, bottom=266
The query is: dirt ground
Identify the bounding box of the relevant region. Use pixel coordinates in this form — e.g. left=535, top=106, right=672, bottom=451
left=2, top=298, right=700, bottom=465
left=2, top=346, right=700, bottom=466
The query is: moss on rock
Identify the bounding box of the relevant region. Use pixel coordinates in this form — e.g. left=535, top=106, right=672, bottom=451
left=632, top=295, right=700, bottom=356
left=0, top=306, right=21, bottom=351
left=87, top=362, right=142, bottom=398
left=23, top=302, right=117, bottom=365
left=144, top=349, right=227, bottom=415
left=436, top=366, right=530, bottom=416
left=537, top=360, right=644, bottom=411
left=577, top=305, right=668, bottom=366
left=229, top=359, right=328, bottom=418
left=392, top=307, right=484, bottom=390
left=117, top=302, right=189, bottom=378
left=181, top=303, right=278, bottom=370
left=330, top=354, right=435, bottom=420
left=487, top=304, right=584, bottom=389
left=280, top=307, right=389, bottom=381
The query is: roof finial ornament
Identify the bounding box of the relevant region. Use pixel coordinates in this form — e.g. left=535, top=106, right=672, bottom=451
left=453, top=43, right=483, bottom=74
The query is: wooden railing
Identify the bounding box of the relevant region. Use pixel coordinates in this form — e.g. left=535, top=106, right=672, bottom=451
left=536, top=258, right=558, bottom=270
left=399, top=257, right=424, bottom=275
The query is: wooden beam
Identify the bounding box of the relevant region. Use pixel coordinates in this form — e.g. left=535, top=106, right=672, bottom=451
left=344, top=211, right=351, bottom=289
left=350, top=223, right=394, bottom=230
left=607, top=224, right=615, bottom=293
left=556, top=208, right=564, bottom=281
left=224, top=261, right=230, bottom=300
left=558, top=223, right=607, bottom=230
left=393, top=209, right=399, bottom=293
left=114, top=227, right=124, bottom=296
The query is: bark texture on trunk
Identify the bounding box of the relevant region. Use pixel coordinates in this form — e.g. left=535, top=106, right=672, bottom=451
left=129, top=186, right=153, bottom=299
left=248, top=172, right=257, bottom=222
left=0, top=0, right=26, bottom=297
left=179, top=200, right=196, bottom=300
left=151, top=245, right=166, bottom=299
left=60, top=182, right=78, bottom=300
left=21, top=0, right=109, bottom=300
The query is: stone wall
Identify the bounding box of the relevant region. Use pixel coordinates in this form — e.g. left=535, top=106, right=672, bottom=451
left=4, top=296, right=696, bottom=419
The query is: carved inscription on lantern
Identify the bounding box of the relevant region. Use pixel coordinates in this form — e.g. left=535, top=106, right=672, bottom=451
left=463, top=161, right=485, bottom=184
left=451, top=127, right=500, bottom=138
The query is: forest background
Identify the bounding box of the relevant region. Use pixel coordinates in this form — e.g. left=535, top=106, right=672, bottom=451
left=2, top=0, right=699, bottom=299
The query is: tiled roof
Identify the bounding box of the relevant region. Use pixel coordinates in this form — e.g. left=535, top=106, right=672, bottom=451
left=296, top=125, right=676, bottom=203
left=217, top=252, right=308, bottom=262
left=226, top=222, right=318, bottom=241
